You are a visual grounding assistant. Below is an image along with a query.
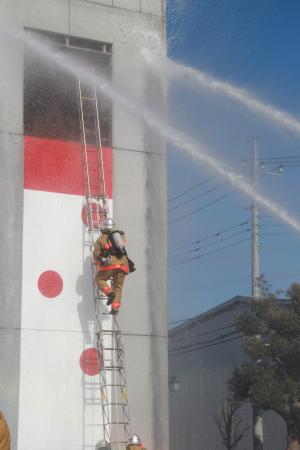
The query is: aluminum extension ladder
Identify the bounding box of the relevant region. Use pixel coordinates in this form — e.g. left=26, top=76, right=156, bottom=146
left=78, top=79, right=131, bottom=450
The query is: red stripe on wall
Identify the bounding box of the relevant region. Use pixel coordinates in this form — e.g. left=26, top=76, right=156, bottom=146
left=24, top=136, right=112, bottom=198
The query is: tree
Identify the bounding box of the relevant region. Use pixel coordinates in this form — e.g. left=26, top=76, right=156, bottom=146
left=228, top=283, right=300, bottom=450
left=214, top=396, right=248, bottom=450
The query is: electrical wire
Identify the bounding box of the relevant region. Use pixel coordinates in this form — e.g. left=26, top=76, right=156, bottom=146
left=244, top=155, right=300, bottom=161
left=168, top=176, right=213, bottom=203
left=168, top=160, right=242, bottom=204
left=169, top=237, right=250, bottom=268
left=169, top=329, right=239, bottom=353
left=169, top=190, right=236, bottom=226
left=169, top=332, right=243, bottom=357
left=170, top=228, right=251, bottom=259
left=169, top=220, right=250, bottom=254
left=169, top=335, right=243, bottom=357
left=261, top=224, right=287, bottom=227
left=168, top=181, right=226, bottom=212
left=170, top=323, right=237, bottom=344
left=262, top=232, right=299, bottom=237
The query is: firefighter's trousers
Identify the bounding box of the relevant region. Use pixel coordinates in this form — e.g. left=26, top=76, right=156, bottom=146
left=95, top=269, right=126, bottom=307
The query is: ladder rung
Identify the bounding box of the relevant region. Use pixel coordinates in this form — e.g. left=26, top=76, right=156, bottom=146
left=86, top=194, right=106, bottom=199
left=105, top=384, right=126, bottom=387
left=83, top=111, right=96, bottom=117
left=102, top=330, right=121, bottom=334
left=103, top=347, right=122, bottom=351
left=84, top=423, right=102, bottom=427
left=105, top=421, right=130, bottom=425
left=81, top=96, right=95, bottom=101
left=84, top=129, right=97, bottom=134
left=105, top=366, right=122, bottom=370
left=107, top=402, right=128, bottom=406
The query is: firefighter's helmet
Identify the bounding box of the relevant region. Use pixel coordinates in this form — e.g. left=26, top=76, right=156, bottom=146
left=102, top=217, right=115, bottom=230
left=95, top=440, right=110, bottom=450
left=128, top=434, right=141, bottom=445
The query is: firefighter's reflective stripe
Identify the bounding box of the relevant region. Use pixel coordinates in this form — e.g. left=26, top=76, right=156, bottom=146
left=96, top=263, right=129, bottom=274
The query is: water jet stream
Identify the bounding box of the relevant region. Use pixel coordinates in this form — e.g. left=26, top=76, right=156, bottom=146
left=143, top=50, right=300, bottom=137
left=2, top=27, right=300, bottom=232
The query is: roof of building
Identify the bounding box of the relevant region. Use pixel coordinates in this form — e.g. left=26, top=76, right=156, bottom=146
left=169, top=295, right=289, bottom=338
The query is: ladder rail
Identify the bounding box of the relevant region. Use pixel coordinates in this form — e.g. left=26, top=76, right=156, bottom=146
left=78, top=79, right=131, bottom=449
left=78, top=80, right=92, bottom=200
left=94, top=89, right=107, bottom=198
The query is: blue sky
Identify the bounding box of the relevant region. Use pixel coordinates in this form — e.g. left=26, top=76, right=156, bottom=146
left=166, top=0, right=300, bottom=325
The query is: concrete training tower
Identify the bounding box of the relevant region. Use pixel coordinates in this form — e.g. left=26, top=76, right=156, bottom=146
left=0, top=1, right=168, bottom=450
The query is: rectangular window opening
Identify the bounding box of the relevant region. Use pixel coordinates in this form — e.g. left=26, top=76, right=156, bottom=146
left=24, top=28, right=112, bottom=146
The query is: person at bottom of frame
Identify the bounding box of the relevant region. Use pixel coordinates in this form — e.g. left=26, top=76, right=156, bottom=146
left=126, top=434, right=147, bottom=450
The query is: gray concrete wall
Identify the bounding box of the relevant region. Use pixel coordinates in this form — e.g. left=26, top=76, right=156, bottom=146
left=0, top=1, right=168, bottom=450
left=0, top=3, right=23, bottom=448
left=169, top=298, right=286, bottom=450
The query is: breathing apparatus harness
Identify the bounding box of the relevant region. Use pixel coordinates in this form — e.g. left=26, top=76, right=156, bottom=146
left=100, top=229, right=136, bottom=273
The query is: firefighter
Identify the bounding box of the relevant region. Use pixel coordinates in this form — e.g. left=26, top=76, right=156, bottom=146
left=0, top=411, right=11, bottom=450
left=93, top=218, right=135, bottom=314
left=126, top=434, right=146, bottom=450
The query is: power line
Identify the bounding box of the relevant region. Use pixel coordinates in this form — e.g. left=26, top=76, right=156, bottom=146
left=168, top=161, right=241, bottom=205
left=169, top=190, right=236, bottom=226
left=168, top=181, right=226, bottom=212
left=262, top=155, right=300, bottom=160
left=169, top=330, right=239, bottom=354
left=262, top=232, right=299, bottom=237
left=169, top=335, right=243, bottom=357
left=243, top=155, right=300, bottom=161
left=170, top=323, right=237, bottom=344
left=169, top=333, right=243, bottom=357
left=261, top=224, right=287, bottom=227
left=170, top=228, right=251, bottom=259
left=261, top=162, right=300, bottom=167
left=169, top=237, right=250, bottom=268
left=168, top=176, right=213, bottom=203
left=169, top=220, right=250, bottom=254
left=170, top=305, right=249, bottom=330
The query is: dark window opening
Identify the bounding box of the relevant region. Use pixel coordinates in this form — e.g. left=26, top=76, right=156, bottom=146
left=24, top=29, right=112, bottom=146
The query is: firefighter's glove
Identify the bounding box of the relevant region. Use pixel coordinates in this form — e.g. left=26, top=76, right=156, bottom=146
left=128, top=258, right=136, bottom=273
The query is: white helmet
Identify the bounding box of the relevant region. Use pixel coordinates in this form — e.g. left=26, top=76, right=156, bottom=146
left=128, top=434, right=141, bottom=445
left=101, top=217, right=115, bottom=230
left=95, top=440, right=110, bottom=450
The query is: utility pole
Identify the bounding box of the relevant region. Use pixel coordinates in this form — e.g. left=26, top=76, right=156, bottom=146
left=251, top=136, right=263, bottom=450
left=252, top=136, right=260, bottom=300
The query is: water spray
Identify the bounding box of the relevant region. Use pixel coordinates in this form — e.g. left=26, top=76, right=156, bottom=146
left=2, top=26, right=300, bottom=233
left=143, top=49, right=300, bottom=137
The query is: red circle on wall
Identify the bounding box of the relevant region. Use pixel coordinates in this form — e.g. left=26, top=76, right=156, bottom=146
left=81, top=203, right=105, bottom=229
left=38, top=270, right=63, bottom=298
left=80, top=348, right=103, bottom=376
